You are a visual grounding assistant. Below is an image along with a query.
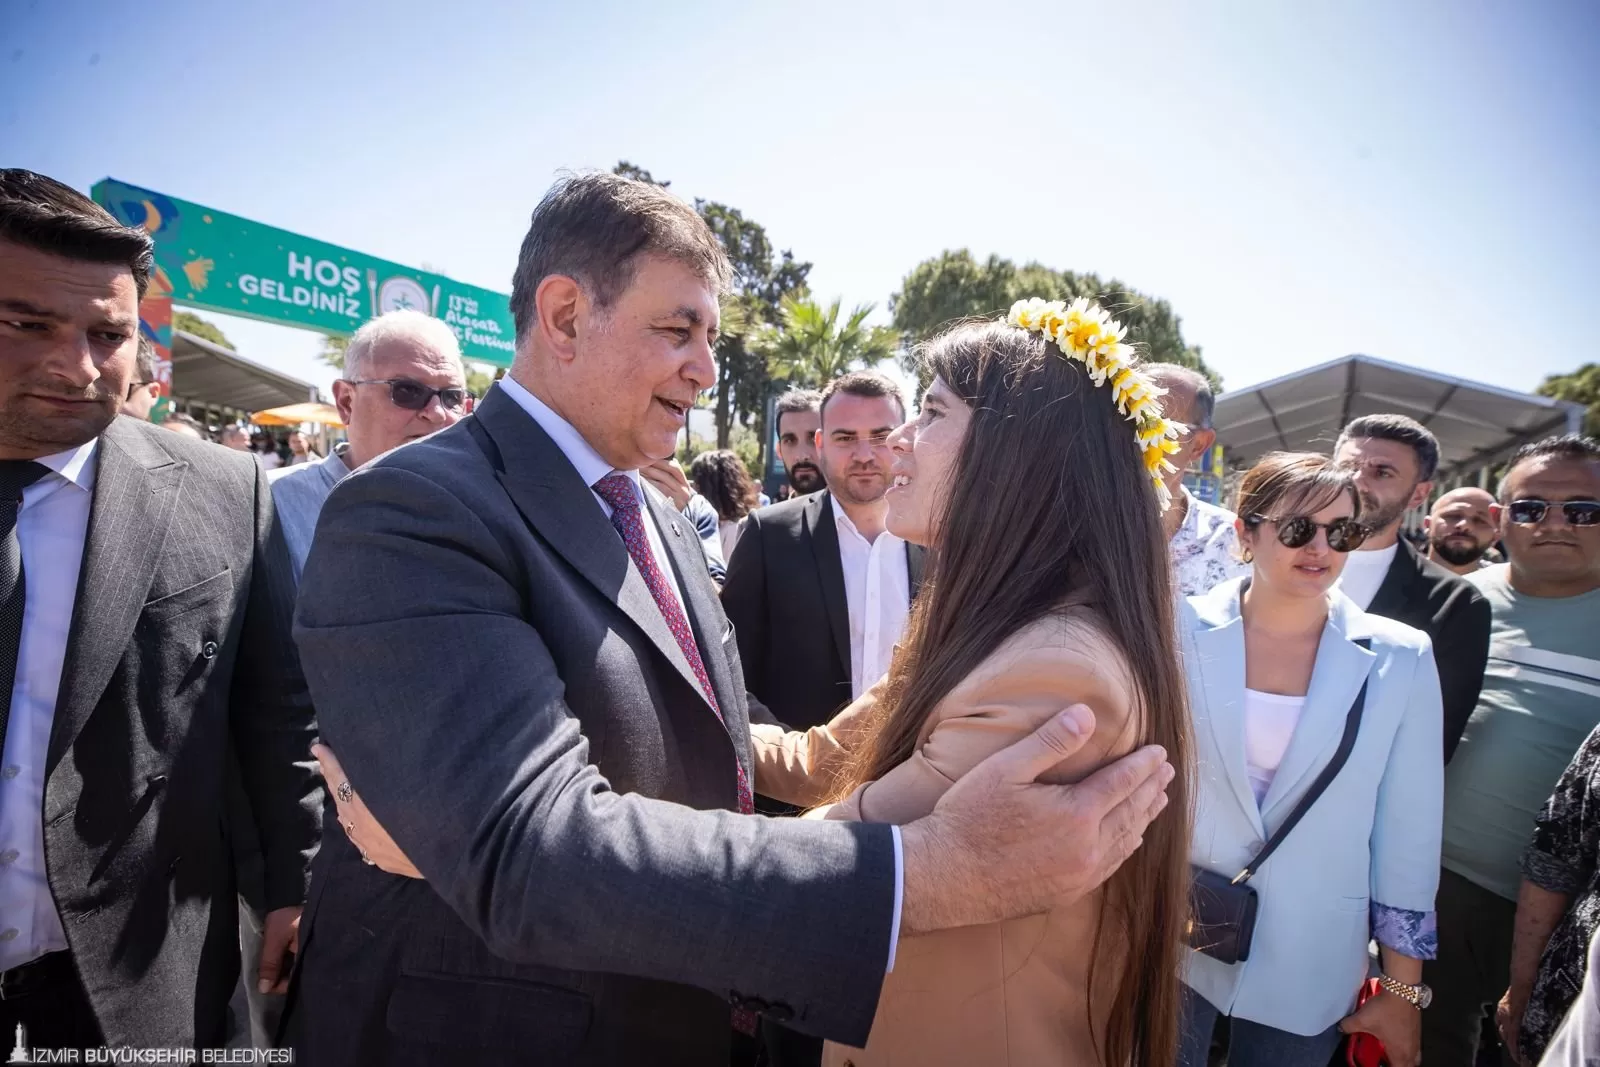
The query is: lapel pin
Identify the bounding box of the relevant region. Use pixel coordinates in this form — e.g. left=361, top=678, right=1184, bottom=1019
left=671, top=524, right=682, bottom=539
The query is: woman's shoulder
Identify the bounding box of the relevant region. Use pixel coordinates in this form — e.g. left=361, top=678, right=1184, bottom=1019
left=1343, top=597, right=1435, bottom=660
left=963, top=608, right=1130, bottom=685
left=930, top=608, right=1139, bottom=758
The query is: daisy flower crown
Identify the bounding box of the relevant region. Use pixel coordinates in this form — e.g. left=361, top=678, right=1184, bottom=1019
left=1005, top=297, right=1187, bottom=511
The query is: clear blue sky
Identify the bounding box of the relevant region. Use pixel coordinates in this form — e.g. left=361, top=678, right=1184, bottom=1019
left=5, top=0, right=1597, bottom=402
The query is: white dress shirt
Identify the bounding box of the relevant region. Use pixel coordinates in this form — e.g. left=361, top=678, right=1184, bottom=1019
left=831, top=497, right=912, bottom=700
left=498, top=376, right=687, bottom=618
left=1336, top=542, right=1399, bottom=611
left=0, top=440, right=97, bottom=970
left=496, top=379, right=904, bottom=969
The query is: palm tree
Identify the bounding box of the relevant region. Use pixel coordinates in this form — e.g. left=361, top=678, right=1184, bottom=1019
left=759, top=295, right=901, bottom=388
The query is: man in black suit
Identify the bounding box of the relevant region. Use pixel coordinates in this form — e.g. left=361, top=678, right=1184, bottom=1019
left=288, top=172, right=1174, bottom=1066
left=0, top=171, right=320, bottom=1048
left=724, top=371, right=924, bottom=733
left=1335, top=414, right=1492, bottom=761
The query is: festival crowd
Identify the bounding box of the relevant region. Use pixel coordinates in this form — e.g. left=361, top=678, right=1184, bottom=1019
left=0, top=166, right=1597, bottom=1067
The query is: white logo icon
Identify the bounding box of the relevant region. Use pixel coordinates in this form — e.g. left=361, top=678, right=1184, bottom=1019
left=6, top=1022, right=29, bottom=1063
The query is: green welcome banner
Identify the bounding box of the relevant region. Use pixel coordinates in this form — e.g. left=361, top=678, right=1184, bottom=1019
left=92, top=178, right=515, bottom=367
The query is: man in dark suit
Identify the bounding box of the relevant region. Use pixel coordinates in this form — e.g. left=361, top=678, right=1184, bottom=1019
left=0, top=171, right=320, bottom=1048
left=724, top=371, right=925, bottom=733
left=1335, top=414, right=1492, bottom=761
left=287, top=172, right=1174, bottom=1066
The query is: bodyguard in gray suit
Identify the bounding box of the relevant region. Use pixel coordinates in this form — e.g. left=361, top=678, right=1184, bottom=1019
left=287, top=172, right=1174, bottom=1065
left=0, top=173, right=320, bottom=1048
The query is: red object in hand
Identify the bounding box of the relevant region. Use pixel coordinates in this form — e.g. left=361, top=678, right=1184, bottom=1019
left=1347, top=979, right=1388, bottom=1067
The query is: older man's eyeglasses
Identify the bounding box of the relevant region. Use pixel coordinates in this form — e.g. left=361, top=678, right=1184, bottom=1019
left=349, top=378, right=468, bottom=412
left=1507, top=499, right=1600, bottom=527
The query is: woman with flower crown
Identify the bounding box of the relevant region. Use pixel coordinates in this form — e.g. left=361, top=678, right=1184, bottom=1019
left=751, top=300, right=1194, bottom=1067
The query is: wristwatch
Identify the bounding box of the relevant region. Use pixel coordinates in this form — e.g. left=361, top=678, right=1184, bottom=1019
left=1377, top=974, right=1434, bottom=1010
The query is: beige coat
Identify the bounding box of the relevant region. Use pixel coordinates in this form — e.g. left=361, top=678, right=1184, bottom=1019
left=752, top=608, right=1142, bottom=1067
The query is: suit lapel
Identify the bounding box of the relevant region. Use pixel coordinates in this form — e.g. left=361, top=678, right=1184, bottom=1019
left=650, top=493, right=750, bottom=774
left=1364, top=540, right=1418, bottom=620
left=1258, top=605, right=1377, bottom=822
left=1190, top=619, right=1266, bottom=840
left=806, top=492, right=852, bottom=678
left=473, top=388, right=710, bottom=709
left=47, top=422, right=187, bottom=774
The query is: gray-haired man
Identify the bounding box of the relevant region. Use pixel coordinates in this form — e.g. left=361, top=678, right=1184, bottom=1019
left=269, top=309, right=468, bottom=577
left=1144, top=363, right=1248, bottom=597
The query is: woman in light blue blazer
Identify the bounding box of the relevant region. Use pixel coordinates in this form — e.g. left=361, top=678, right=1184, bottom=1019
left=1181, top=453, right=1443, bottom=1067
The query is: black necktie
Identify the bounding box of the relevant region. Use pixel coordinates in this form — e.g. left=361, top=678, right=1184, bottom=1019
left=0, top=460, right=51, bottom=763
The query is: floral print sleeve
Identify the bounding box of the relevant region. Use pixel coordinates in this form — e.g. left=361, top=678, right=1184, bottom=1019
left=1371, top=903, right=1437, bottom=959
left=1516, top=726, right=1600, bottom=1064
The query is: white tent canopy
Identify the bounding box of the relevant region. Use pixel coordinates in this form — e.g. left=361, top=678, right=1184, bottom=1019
left=170, top=329, right=322, bottom=415
left=1211, top=354, right=1585, bottom=480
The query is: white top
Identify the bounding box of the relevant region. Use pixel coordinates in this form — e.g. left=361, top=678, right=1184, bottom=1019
left=497, top=375, right=686, bottom=619
left=0, top=440, right=96, bottom=970
left=831, top=497, right=912, bottom=700
left=1243, top=688, right=1307, bottom=806
left=1335, top=542, right=1399, bottom=611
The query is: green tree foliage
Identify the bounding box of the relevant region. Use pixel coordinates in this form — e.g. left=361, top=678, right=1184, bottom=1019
left=1537, top=363, right=1600, bottom=436
left=613, top=161, right=668, bottom=187
left=318, top=334, right=350, bottom=371
left=465, top=364, right=496, bottom=398
left=889, top=249, right=1220, bottom=390
left=758, top=296, right=900, bottom=388
left=173, top=310, right=234, bottom=350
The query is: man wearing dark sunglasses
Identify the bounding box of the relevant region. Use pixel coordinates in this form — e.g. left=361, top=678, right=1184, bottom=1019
left=1424, top=434, right=1600, bottom=1067
left=1334, top=414, right=1491, bottom=764
left=271, top=307, right=468, bottom=580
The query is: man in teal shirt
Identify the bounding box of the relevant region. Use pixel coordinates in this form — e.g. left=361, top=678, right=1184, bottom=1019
left=1422, top=434, right=1600, bottom=1066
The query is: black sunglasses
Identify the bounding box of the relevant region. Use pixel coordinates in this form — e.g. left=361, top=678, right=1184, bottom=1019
left=1507, top=499, right=1600, bottom=527
left=348, top=378, right=468, bottom=412
left=1245, top=514, right=1370, bottom=553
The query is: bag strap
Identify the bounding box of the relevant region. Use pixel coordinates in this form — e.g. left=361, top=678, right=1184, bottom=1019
left=1234, top=638, right=1372, bottom=886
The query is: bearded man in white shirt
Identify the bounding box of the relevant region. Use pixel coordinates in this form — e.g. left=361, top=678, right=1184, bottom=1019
left=723, top=371, right=925, bottom=736
left=1334, top=414, right=1491, bottom=762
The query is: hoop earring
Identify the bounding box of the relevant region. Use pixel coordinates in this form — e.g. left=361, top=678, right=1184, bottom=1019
left=1240, top=548, right=1253, bottom=564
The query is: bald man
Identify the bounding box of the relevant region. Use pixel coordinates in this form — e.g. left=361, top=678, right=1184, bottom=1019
left=1425, top=488, right=1498, bottom=575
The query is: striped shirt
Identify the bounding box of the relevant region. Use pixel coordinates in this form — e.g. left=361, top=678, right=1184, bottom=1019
left=1441, top=565, right=1600, bottom=901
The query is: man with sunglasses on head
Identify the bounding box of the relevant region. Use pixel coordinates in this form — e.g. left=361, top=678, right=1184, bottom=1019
left=1334, top=414, right=1492, bottom=762
left=269, top=309, right=468, bottom=579
left=1421, top=434, right=1600, bottom=1067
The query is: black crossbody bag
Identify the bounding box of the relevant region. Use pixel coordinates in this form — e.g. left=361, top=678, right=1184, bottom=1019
left=1188, top=639, right=1372, bottom=965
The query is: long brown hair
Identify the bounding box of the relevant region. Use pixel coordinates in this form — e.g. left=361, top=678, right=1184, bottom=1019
left=836, top=320, right=1193, bottom=1067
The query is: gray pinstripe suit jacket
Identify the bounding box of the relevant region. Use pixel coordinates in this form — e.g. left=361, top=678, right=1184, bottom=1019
left=285, top=385, right=896, bottom=1066
left=44, top=415, right=320, bottom=1047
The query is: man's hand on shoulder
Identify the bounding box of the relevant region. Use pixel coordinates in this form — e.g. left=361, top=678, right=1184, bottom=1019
left=898, top=705, right=1173, bottom=933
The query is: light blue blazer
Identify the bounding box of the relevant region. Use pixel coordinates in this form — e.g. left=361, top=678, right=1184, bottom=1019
left=1183, top=578, right=1444, bottom=1037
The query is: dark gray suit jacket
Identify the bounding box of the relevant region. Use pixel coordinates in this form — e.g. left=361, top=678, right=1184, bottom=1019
left=44, top=416, right=320, bottom=1047
left=285, top=386, right=895, bottom=1066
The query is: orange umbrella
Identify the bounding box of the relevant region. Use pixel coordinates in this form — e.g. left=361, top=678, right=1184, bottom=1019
left=251, top=402, right=344, bottom=427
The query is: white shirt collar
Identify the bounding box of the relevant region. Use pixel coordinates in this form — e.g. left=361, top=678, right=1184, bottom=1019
left=495, top=376, right=645, bottom=503
left=34, top=439, right=98, bottom=493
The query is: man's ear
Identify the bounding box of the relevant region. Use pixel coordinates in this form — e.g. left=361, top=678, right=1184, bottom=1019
left=1408, top=479, right=1434, bottom=513
left=535, top=275, right=584, bottom=364
left=332, top=379, right=355, bottom=424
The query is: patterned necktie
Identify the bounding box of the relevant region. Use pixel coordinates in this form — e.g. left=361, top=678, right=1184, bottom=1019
left=0, top=460, right=51, bottom=762
left=592, top=473, right=758, bottom=1035
left=592, top=473, right=753, bottom=816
